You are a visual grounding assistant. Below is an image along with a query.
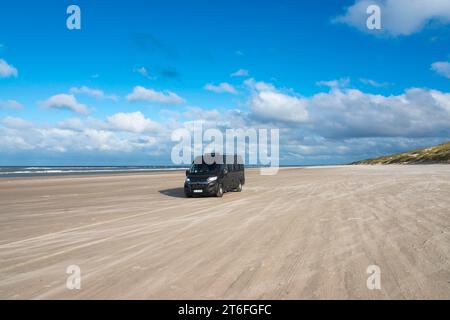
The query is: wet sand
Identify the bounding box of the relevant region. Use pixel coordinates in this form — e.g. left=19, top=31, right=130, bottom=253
left=0, top=165, right=449, bottom=299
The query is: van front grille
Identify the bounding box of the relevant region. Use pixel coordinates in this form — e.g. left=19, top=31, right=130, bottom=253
left=190, top=183, right=206, bottom=189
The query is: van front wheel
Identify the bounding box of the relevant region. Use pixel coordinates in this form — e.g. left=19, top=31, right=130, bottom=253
left=216, top=184, right=223, bottom=197
left=235, top=181, right=242, bottom=192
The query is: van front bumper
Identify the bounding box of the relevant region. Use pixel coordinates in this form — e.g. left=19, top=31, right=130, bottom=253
left=184, top=181, right=218, bottom=195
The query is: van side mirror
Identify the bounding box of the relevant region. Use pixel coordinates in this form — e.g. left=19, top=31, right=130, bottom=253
left=185, top=169, right=190, bottom=176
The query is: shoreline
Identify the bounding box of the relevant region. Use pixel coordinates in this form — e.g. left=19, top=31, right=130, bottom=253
left=2, top=163, right=449, bottom=180
left=0, top=165, right=286, bottom=179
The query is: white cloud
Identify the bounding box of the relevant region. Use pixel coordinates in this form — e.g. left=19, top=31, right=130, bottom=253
left=41, top=94, right=89, bottom=114
left=126, top=86, right=185, bottom=104
left=308, top=87, right=450, bottom=138
left=244, top=78, right=276, bottom=91
left=204, top=82, right=238, bottom=94
left=431, top=61, right=450, bottom=78
left=182, top=107, right=222, bottom=121
left=0, top=100, right=23, bottom=109
left=249, top=91, right=309, bottom=124
left=245, top=78, right=450, bottom=139
left=2, top=116, right=32, bottom=129
left=0, top=117, right=159, bottom=154
left=69, top=86, right=118, bottom=101
left=134, top=66, right=154, bottom=79
left=0, top=59, right=18, bottom=78
left=334, top=0, right=450, bottom=36
left=2, top=77, right=450, bottom=164
left=316, top=78, right=350, bottom=89
left=57, top=118, right=85, bottom=130
left=359, top=78, right=390, bottom=87
left=247, top=80, right=309, bottom=123
left=0, top=134, right=33, bottom=151
left=107, top=111, right=161, bottom=133
left=231, top=69, right=249, bottom=77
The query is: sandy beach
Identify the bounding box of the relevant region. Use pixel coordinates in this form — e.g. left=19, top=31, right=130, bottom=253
left=0, top=165, right=449, bottom=299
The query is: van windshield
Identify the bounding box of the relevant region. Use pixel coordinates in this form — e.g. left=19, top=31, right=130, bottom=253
left=190, top=163, right=221, bottom=174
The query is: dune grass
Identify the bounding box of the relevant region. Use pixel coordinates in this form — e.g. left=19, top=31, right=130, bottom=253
left=353, top=142, right=450, bottom=164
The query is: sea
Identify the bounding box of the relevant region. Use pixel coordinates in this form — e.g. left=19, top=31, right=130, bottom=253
left=0, top=165, right=335, bottom=178
left=0, top=166, right=189, bottom=178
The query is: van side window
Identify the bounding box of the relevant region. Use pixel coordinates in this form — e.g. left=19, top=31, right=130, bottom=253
left=227, top=164, right=233, bottom=172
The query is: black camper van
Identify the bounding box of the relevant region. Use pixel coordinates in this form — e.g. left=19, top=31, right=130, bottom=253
left=184, top=154, right=245, bottom=197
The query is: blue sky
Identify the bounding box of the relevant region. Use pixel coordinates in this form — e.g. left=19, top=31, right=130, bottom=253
left=1, top=0, right=450, bottom=165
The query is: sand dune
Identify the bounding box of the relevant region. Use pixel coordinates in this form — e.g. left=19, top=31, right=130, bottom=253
left=0, top=166, right=449, bottom=299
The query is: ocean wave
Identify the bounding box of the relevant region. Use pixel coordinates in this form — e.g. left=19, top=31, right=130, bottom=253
left=0, top=167, right=187, bottom=177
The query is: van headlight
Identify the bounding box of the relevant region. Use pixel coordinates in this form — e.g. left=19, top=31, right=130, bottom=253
left=185, top=177, right=190, bottom=182
left=207, top=176, right=218, bottom=182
